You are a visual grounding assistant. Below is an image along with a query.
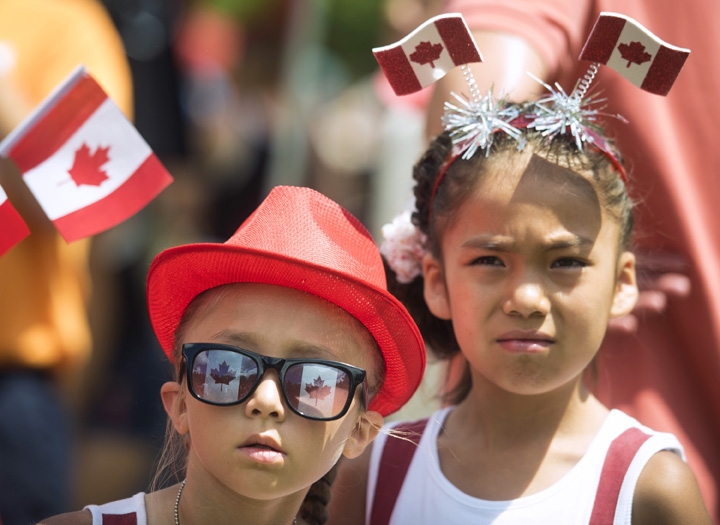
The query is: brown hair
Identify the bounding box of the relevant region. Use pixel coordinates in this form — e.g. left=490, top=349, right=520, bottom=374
left=388, top=120, right=634, bottom=405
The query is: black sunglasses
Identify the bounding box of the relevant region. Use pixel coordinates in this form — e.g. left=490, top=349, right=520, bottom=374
left=182, top=343, right=368, bottom=421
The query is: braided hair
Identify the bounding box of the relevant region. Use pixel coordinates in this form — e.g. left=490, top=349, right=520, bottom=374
left=387, top=112, right=634, bottom=404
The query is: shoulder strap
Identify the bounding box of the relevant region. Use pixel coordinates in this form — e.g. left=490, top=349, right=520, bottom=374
left=589, top=427, right=651, bottom=525
left=102, top=513, right=138, bottom=525
left=369, top=418, right=429, bottom=525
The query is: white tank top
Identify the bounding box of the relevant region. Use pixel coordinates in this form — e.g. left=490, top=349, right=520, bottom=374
left=366, top=408, right=684, bottom=524
left=84, top=492, right=147, bottom=525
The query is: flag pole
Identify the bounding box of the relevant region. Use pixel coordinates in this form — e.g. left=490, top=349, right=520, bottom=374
left=0, top=64, right=86, bottom=156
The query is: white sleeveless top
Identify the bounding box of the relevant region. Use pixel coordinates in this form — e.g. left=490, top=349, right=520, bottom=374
left=366, top=407, right=684, bottom=524
left=84, top=492, right=147, bottom=525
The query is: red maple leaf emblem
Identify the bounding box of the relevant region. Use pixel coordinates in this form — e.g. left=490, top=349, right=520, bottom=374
left=68, top=143, right=110, bottom=186
left=409, top=41, right=444, bottom=68
left=618, top=41, right=652, bottom=68
left=304, top=375, right=332, bottom=406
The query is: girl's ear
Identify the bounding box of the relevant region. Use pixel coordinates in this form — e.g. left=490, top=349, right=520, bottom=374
left=342, top=410, right=383, bottom=459
left=423, top=253, right=451, bottom=320
left=161, top=381, right=189, bottom=435
left=611, top=251, right=639, bottom=318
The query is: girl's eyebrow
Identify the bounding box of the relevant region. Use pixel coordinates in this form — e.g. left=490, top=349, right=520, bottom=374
left=461, top=237, right=514, bottom=251
left=544, top=237, right=595, bottom=251
left=462, top=235, right=594, bottom=251
left=291, top=343, right=341, bottom=360
left=211, top=329, right=257, bottom=347
left=210, top=329, right=340, bottom=360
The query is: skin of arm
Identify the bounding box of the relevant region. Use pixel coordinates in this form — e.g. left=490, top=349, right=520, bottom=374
left=632, top=451, right=712, bottom=524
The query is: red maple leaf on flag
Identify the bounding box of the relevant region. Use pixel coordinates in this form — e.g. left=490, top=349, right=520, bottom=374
left=409, top=41, right=444, bottom=68
left=618, top=41, right=652, bottom=68
left=304, top=375, right=332, bottom=406
left=68, top=143, right=110, bottom=186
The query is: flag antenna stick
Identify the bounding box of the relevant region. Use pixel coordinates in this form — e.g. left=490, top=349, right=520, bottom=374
left=570, top=62, right=600, bottom=104
left=460, top=64, right=483, bottom=107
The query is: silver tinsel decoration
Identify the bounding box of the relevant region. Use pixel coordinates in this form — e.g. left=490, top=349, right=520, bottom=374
left=442, top=90, right=524, bottom=160
left=526, top=69, right=627, bottom=151
left=438, top=64, right=627, bottom=164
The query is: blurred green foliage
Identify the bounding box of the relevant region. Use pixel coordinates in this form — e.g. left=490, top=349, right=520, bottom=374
left=324, top=0, right=385, bottom=79
left=204, top=0, right=386, bottom=80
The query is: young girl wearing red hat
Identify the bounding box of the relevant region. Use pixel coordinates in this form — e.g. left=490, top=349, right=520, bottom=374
left=39, top=186, right=426, bottom=525
left=327, top=99, right=711, bottom=523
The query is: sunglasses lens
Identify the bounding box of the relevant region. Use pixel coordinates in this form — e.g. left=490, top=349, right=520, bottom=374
left=191, top=349, right=258, bottom=404
left=284, top=363, right=352, bottom=419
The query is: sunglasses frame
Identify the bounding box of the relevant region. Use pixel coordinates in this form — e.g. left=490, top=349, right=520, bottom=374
left=181, top=343, right=368, bottom=421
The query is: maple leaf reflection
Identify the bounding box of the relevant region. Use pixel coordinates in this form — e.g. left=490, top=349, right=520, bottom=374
left=68, top=143, right=110, bottom=186
left=210, top=361, right=237, bottom=392
left=410, top=41, right=443, bottom=68
left=304, top=376, right=332, bottom=406
left=618, top=41, right=652, bottom=68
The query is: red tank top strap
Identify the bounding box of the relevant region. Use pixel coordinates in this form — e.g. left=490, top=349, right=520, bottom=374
left=369, top=418, right=429, bottom=525
left=589, top=427, right=651, bottom=524
left=102, top=513, right=138, bottom=525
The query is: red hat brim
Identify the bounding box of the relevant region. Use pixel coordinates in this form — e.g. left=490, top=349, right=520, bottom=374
left=147, top=243, right=426, bottom=417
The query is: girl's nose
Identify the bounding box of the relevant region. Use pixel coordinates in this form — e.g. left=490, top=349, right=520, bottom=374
left=244, top=370, right=287, bottom=421
left=502, top=281, right=551, bottom=318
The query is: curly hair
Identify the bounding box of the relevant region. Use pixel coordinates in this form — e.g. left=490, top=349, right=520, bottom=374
left=387, top=115, right=634, bottom=405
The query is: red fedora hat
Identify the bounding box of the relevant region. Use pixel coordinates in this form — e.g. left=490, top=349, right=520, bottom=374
left=147, top=186, right=425, bottom=416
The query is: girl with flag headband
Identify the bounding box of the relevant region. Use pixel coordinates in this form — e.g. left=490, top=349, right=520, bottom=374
left=424, top=14, right=720, bottom=517
left=39, top=186, right=426, bottom=525
left=327, top=13, right=710, bottom=524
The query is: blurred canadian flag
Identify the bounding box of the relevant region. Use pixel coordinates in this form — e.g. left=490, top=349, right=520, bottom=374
left=0, top=65, right=173, bottom=242
left=580, top=12, right=690, bottom=96
left=0, top=184, right=29, bottom=256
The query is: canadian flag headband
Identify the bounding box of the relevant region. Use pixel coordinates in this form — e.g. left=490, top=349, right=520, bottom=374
left=373, top=12, right=690, bottom=199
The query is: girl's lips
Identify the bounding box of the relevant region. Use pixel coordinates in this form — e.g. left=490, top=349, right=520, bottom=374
left=239, top=445, right=286, bottom=464
left=238, top=434, right=286, bottom=464
left=496, top=332, right=554, bottom=354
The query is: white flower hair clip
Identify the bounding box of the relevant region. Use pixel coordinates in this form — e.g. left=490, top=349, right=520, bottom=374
left=379, top=210, right=427, bottom=284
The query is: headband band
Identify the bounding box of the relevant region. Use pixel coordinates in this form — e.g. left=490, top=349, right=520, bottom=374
left=428, top=109, right=629, bottom=222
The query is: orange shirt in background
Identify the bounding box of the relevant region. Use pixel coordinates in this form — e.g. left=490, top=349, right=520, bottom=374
left=0, top=0, right=132, bottom=372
